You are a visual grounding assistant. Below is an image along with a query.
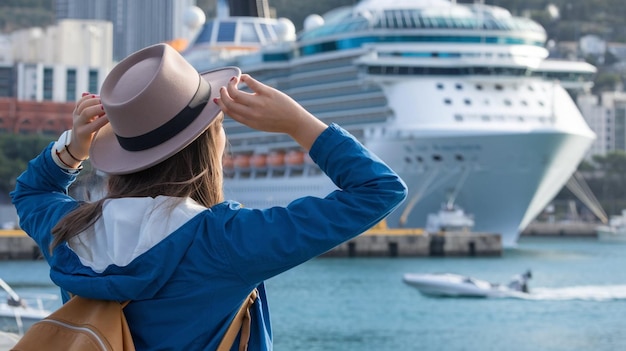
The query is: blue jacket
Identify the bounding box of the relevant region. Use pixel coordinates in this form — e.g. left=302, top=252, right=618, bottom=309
left=11, top=124, right=407, bottom=350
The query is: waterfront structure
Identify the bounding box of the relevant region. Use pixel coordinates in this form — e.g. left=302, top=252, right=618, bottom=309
left=0, top=36, right=13, bottom=99
left=0, top=98, right=73, bottom=134
left=54, top=0, right=196, bottom=61
left=183, top=0, right=597, bottom=247
left=577, top=91, right=626, bottom=158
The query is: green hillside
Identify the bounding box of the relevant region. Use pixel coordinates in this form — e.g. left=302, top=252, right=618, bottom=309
left=2, top=1, right=625, bottom=43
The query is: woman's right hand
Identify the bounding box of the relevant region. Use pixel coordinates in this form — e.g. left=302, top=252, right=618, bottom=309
left=215, top=74, right=327, bottom=151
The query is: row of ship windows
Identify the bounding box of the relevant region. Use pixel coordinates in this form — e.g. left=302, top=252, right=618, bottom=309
left=374, top=10, right=544, bottom=33
left=197, top=20, right=277, bottom=45
left=300, top=11, right=542, bottom=37
left=443, top=98, right=546, bottom=107
left=299, top=36, right=542, bottom=53
left=453, top=115, right=552, bottom=123
left=405, top=154, right=466, bottom=164
left=436, top=82, right=548, bottom=92
left=224, top=166, right=323, bottom=179
left=367, top=65, right=529, bottom=76
left=366, top=65, right=592, bottom=83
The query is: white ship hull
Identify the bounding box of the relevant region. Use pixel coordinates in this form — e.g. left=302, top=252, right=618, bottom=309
left=186, top=0, right=597, bottom=247
left=224, top=129, right=592, bottom=247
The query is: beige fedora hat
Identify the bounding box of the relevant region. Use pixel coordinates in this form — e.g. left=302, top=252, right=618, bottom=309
left=89, top=43, right=240, bottom=175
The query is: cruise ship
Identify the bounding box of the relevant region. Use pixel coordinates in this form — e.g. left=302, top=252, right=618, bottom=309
left=182, top=0, right=597, bottom=247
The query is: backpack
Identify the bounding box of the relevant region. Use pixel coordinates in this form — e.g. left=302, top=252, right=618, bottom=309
left=11, top=289, right=258, bottom=351
left=11, top=296, right=134, bottom=351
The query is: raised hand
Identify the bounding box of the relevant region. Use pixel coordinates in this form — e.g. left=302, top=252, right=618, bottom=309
left=69, top=93, right=109, bottom=162
left=214, top=74, right=327, bottom=151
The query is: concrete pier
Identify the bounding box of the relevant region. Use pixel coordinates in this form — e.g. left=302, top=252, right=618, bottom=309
left=323, top=224, right=502, bottom=257
left=0, top=230, right=41, bottom=260
left=521, top=221, right=597, bottom=237
left=0, top=225, right=503, bottom=260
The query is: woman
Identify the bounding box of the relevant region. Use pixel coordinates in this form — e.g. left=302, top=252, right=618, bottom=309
left=11, top=43, right=407, bottom=350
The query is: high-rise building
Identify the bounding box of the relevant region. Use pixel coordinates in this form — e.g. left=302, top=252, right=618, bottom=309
left=578, top=91, right=626, bottom=158
left=54, top=0, right=196, bottom=61
left=7, top=19, right=113, bottom=102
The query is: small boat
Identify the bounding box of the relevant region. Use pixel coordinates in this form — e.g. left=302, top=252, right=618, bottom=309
left=597, top=225, right=626, bottom=242
left=222, top=154, right=235, bottom=170
left=425, top=204, right=475, bottom=233
left=250, top=153, right=268, bottom=168
left=266, top=151, right=285, bottom=168
left=403, top=270, right=532, bottom=298
left=596, top=210, right=626, bottom=242
left=0, top=278, right=52, bottom=336
left=233, top=154, right=251, bottom=169
left=284, top=150, right=305, bottom=166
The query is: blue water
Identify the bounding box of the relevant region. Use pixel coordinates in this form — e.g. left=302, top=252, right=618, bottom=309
left=1, top=237, right=625, bottom=350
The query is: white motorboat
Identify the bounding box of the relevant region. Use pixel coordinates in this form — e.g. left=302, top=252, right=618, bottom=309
left=403, top=270, right=531, bottom=298
left=596, top=210, right=626, bottom=242
left=0, top=278, right=52, bottom=336
left=425, top=204, right=475, bottom=233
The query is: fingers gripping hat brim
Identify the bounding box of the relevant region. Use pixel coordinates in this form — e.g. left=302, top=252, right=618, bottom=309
left=89, top=44, right=240, bottom=175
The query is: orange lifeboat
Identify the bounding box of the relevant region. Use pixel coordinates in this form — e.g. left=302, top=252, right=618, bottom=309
left=234, top=154, right=251, bottom=168
left=285, top=150, right=305, bottom=166
left=222, top=154, right=234, bottom=169
left=304, top=153, right=314, bottom=165
left=267, top=151, right=285, bottom=167
left=250, top=153, right=267, bottom=168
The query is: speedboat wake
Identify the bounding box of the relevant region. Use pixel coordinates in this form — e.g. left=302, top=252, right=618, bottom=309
left=519, top=285, right=626, bottom=301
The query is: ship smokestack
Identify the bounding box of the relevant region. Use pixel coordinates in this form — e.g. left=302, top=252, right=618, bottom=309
left=218, top=0, right=270, bottom=18
left=217, top=0, right=229, bottom=19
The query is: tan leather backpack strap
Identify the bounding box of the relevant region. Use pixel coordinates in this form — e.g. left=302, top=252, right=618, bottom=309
left=217, top=289, right=259, bottom=351
left=68, top=292, right=130, bottom=308
left=237, top=289, right=257, bottom=351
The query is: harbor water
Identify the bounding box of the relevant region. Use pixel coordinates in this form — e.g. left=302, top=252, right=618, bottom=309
left=1, top=237, right=625, bottom=350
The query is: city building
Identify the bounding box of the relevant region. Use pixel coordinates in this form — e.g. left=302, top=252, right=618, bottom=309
left=0, top=19, right=114, bottom=134
left=54, top=0, right=196, bottom=61
left=578, top=91, right=626, bottom=158
left=7, top=19, right=113, bottom=102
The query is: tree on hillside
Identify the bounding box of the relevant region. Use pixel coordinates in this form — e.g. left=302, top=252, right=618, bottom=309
left=0, top=134, right=53, bottom=200
left=591, top=151, right=626, bottom=214
left=0, top=2, right=53, bottom=33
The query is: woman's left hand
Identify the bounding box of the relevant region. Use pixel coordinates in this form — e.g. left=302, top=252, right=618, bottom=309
left=68, top=93, right=109, bottom=161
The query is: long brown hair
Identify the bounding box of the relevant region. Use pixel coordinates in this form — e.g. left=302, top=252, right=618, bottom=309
left=50, top=115, right=225, bottom=251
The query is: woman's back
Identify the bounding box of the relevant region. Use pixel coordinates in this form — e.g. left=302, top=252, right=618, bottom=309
left=10, top=44, right=407, bottom=350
